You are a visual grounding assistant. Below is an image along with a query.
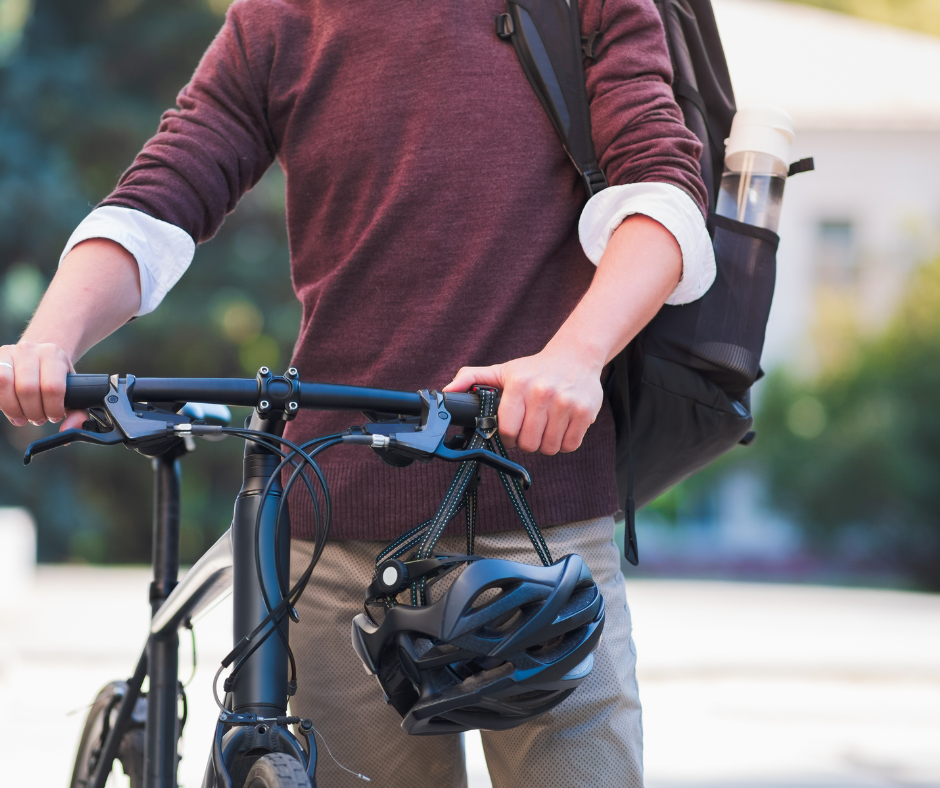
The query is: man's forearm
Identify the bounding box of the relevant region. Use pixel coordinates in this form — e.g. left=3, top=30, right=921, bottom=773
left=22, top=238, right=142, bottom=362
left=0, top=238, right=141, bottom=428
left=547, top=213, right=682, bottom=369
left=445, top=213, right=682, bottom=455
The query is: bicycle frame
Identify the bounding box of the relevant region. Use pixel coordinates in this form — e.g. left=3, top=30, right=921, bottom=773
left=86, top=412, right=315, bottom=788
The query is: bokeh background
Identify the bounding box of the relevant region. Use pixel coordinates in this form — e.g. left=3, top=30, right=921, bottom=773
left=0, top=0, right=300, bottom=565
left=1, top=0, right=939, bottom=587
left=1, top=0, right=939, bottom=786
left=634, top=0, right=940, bottom=592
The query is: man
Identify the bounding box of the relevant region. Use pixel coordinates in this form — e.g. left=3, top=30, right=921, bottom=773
left=0, top=0, right=713, bottom=784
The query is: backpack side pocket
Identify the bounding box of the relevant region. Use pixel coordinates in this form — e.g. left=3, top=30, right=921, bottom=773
left=642, top=214, right=779, bottom=394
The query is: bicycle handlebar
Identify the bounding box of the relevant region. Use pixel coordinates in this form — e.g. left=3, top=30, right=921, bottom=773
left=30, top=373, right=527, bottom=482
left=63, top=374, right=488, bottom=427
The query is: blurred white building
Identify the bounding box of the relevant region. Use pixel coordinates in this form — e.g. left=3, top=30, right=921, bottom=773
left=640, top=0, right=940, bottom=570
left=0, top=507, right=36, bottom=606
left=716, top=0, right=940, bottom=372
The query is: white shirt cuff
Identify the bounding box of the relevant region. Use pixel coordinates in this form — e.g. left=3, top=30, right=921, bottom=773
left=578, top=183, right=716, bottom=305
left=60, top=206, right=196, bottom=317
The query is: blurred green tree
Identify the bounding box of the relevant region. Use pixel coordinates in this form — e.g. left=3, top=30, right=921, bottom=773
left=0, top=0, right=299, bottom=564
left=755, top=256, right=940, bottom=589
left=784, top=0, right=940, bottom=38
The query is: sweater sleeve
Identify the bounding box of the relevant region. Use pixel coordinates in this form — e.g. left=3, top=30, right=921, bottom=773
left=580, top=0, right=708, bottom=216
left=100, top=4, right=276, bottom=243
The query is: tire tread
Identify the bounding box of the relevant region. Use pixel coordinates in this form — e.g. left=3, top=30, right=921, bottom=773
left=245, top=752, right=310, bottom=787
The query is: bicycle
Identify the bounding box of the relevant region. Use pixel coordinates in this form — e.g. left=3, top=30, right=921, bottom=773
left=24, top=368, right=530, bottom=788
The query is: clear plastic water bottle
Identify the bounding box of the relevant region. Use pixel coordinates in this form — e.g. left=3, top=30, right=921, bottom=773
left=715, top=105, right=795, bottom=233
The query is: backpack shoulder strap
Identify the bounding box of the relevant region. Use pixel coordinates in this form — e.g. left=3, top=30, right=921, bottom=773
left=654, top=0, right=736, bottom=208
left=497, top=0, right=608, bottom=198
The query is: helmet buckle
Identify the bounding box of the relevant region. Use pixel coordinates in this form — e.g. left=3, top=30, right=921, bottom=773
left=375, top=559, right=410, bottom=595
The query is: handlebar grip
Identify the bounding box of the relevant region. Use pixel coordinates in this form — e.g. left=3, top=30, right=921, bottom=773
left=442, top=391, right=500, bottom=426
left=64, top=374, right=111, bottom=409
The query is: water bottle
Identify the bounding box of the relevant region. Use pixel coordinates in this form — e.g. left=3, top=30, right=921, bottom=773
left=715, top=105, right=795, bottom=233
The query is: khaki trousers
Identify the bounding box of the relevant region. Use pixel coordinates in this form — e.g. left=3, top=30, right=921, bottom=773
left=289, top=515, right=644, bottom=788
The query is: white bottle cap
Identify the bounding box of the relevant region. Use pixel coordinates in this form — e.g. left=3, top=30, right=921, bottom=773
left=725, top=104, right=795, bottom=167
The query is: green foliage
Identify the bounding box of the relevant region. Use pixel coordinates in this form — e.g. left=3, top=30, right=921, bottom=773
left=755, top=257, right=940, bottom=589
left=782, top=0, right=940, bottom=38
left=0, top=0, right=298, bottom=564
left=641, top=460, right=725, bottom=527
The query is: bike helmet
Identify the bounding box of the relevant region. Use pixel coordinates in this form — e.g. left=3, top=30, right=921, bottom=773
left=350, top=552, right=605, bottom=735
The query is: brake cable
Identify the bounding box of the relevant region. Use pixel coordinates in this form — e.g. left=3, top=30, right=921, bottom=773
left=201, top=428, right=342, bottom=709
left=255, top=434, right=341, bottom=615
left=243, top=435, right=341, bottom=694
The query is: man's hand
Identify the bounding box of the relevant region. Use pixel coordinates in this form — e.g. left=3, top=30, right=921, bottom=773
left=444, top=214, right=683, bottom=455
left=444, top=342, right=605, bottom=455
left=0, top=238, right=141, bottom=432
left=0, top=341, right=86, bottom=429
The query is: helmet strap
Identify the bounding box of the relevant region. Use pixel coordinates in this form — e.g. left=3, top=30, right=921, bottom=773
left=372, top=386, right=553, bottom=606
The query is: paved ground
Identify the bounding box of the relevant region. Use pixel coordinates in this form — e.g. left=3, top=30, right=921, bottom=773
left=1, top=568, right=938, bottom=787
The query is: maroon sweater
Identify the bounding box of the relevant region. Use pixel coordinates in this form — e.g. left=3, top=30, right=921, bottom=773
left=102, top=0, right=706, bottom=542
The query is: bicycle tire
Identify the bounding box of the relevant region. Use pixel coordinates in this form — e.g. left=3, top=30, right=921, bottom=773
left=243, top=753, right=311, bottom=787
left=71, top=681, right=146, bottom=788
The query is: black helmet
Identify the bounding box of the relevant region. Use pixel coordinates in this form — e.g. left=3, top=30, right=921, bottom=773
left=350, top=552, right=605, bottom=735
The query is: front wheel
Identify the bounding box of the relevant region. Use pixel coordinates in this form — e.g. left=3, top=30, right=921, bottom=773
left=244, top=753, right=311, bottom=787
left=70, top=681, right=146, bottom=788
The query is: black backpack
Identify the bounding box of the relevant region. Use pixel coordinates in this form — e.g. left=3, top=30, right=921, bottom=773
left=496, top=0, right=812, bottom=564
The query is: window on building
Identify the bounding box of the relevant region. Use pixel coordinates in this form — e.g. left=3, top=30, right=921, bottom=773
left=816, top=220, right=856, bottom=287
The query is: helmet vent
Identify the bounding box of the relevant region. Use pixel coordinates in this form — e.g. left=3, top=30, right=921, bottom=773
left=526, top=626, right=589, bottom=664
left=469, top=583, right=512, bottom=610
left=481, top=608, right=524, bottom=636
left=556, top=585, right=597, bottom=619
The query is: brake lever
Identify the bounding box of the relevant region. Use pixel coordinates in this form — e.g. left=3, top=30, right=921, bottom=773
left=432, top=444, right=532, bottom=489
left=24, top=374, right=200, bottom=464
left=23, top=427, right=125, bottom=465
left=348, top=388, right=533, bottom=488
